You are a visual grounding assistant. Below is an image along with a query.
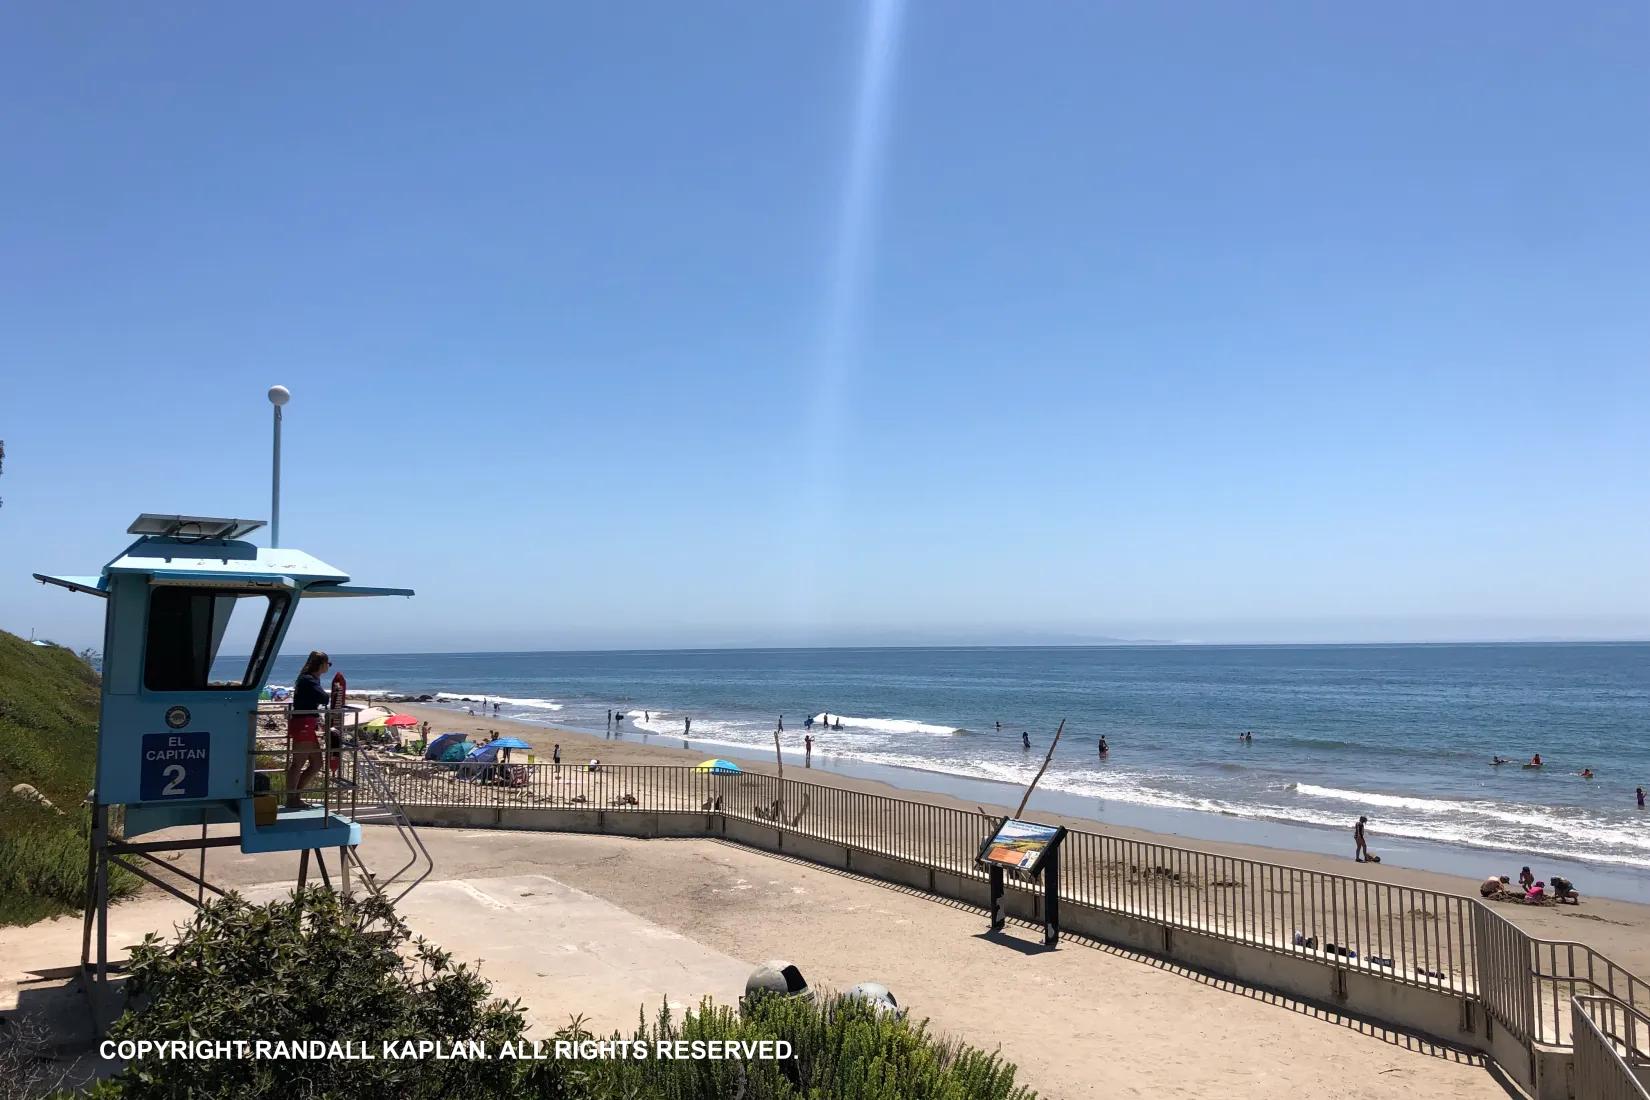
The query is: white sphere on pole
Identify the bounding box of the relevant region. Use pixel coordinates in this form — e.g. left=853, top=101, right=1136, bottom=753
left=268, top=385, right=291, bottom=407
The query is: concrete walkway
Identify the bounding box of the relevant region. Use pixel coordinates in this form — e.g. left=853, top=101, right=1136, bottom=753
left=1, top=825, right=1516, bottom=1099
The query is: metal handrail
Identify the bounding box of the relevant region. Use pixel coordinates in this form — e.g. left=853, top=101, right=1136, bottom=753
left=1573, top=995, right=1650, bottom=1100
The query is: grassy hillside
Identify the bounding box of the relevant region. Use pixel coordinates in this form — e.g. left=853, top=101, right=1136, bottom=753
left=0, top=628, right=133, bottom=924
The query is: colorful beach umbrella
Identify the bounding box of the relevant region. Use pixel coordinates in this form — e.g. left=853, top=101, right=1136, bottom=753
left=694, top=758, right=741, bottom=775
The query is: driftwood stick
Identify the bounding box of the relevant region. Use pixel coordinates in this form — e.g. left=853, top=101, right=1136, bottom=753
left=1013, top=719, right=1065, bottom=819
left=773, top=728, right=785, bottom=818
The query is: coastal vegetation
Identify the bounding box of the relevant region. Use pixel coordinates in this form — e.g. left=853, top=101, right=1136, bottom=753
left=0, top=629, right=135, bottom=925
left=83, top=887, right=1034, bottom=1099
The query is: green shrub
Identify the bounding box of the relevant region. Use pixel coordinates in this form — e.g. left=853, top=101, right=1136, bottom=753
left=532, top=994, right=1035, bottom=1100
left=85, top=887, right=1034, bottom=1100
left=102, top=887, right=527, bottom=1099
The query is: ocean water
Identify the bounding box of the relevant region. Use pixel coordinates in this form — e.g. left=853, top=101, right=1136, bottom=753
left=270, top=644, right=1650, bottom=876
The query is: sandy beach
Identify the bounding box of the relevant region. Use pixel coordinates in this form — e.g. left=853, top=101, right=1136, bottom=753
left=374, top=699, right=1650, bottom=977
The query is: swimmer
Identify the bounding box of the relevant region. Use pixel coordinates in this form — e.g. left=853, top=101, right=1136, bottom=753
left=1579, top=768, right=1594, bottom=779
left=1491, top=756, right=1508, bottom=765
left=1098, top=735, right=1109, bottom=757
left=1526, top=753, right=1543, bottom=768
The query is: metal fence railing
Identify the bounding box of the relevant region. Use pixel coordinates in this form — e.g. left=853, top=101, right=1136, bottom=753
left=1474, top=902, right=1534, bottom=1046
left=1573, top=995, right=1650, bottom=1100
left=374, top=760, right=1650, bottom=1057
left=1535, top=941, right=1650, bottom=1047
left=1058, top=828, right=1476, bottom=992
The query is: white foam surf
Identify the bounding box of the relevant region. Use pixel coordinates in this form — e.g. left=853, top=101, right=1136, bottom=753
left=435, top=691, right=563, bottom=711
left=808, top=713, right=961, bottom=736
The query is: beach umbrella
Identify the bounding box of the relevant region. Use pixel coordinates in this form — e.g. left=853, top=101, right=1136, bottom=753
left=383, top=714, right=419, bottom=727
left=362, top=717, right=389, bottom=730
left=694, top=758, right=741, bottom=775
left=488, top=737, right=532, bottom=750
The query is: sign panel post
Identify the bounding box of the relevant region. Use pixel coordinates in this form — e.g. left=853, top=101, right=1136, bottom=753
left=976, top=817, right=1068, bottom=946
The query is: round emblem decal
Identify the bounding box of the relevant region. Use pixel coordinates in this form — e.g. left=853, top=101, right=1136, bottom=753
left=164, top=706, right=191, bottom=729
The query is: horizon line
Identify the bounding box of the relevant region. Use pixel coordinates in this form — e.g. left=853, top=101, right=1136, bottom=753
left=249, top=637, right=1650, bottom=659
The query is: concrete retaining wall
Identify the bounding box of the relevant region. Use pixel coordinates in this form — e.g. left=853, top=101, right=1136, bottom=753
left=399, top=804, right=1576, bottom=1093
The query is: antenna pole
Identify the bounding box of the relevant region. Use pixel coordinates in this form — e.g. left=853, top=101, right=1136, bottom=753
left=268, top=386, right=291, bottom=547
left=271, top=404, right=281, bottom=547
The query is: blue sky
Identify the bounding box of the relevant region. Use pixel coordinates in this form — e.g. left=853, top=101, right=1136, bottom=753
left=3, top=2, right=1647, bottom=652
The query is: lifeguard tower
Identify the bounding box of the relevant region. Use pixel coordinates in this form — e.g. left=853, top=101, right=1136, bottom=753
left=34, top=513, right=418, bottom=1024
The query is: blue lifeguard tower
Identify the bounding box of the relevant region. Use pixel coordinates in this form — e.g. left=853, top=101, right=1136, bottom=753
left=35, top=513, right=414, bottom=1022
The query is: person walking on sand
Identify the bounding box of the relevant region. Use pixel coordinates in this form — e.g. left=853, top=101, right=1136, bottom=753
left=552, top=743, right=561, bottom=775
left=804, top=734, right=814, bottom=767
left=1354, top=816, right=1369, bottom=862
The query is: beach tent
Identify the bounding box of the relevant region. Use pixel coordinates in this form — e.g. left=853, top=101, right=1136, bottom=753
left=694, top=758, right=741, bottom=775
left=440, top=741, right=474, bottom=763
left=424, top=732, right=465, bottom=761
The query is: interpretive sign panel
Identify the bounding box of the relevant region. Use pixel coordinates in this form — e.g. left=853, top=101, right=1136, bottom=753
left=139, top=731, right=209, bottom=800
left=976, top=818, right=1065, bottom=875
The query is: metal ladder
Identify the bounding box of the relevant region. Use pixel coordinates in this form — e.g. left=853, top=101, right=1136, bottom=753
left=340, top=748, right=434, bottom=905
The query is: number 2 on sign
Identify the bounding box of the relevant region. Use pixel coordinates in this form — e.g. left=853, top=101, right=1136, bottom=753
left=161, top=764, right=186, bottom=797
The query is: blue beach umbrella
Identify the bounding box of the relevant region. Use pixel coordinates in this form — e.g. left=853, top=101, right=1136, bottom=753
left=489, top=737, right=533, bottom=751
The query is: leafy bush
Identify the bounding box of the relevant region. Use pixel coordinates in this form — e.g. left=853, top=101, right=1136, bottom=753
left=533, top=996, right=1036, bottom=1099
left=100, top=887, right=527, bottom=1099
left=86, top=888, right=1034, bottom=1100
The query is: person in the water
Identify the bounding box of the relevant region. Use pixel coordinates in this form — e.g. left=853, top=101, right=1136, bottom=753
left=1021, top=731, right=1031, bottom=749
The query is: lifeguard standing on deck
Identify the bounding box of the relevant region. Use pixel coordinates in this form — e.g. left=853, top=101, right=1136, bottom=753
left=285, top=651, right=330, bottom=809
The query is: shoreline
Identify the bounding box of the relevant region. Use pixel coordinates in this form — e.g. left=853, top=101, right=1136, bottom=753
left=380, top=696, right=1650, bottom=902
left=374, top=698, right=1650, bottom=977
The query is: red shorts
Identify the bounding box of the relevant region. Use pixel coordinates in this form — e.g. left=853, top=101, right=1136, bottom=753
left=289, top=715, right=321, bottom=749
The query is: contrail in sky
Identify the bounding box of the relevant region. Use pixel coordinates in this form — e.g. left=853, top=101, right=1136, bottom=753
left=793, top=0, right=907, bottom=632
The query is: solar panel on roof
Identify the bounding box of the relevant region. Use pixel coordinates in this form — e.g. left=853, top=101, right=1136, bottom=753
left=127, top=514, right=267, bottom=540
